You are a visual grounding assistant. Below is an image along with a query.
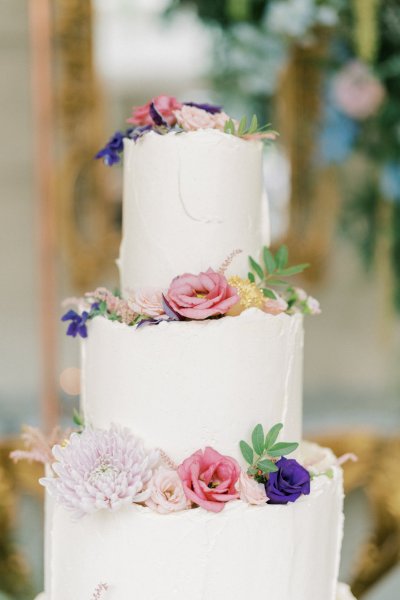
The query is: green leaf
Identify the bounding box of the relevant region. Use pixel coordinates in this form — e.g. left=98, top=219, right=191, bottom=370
left=248, top=271, right=256, bottom=283
left=263, top=247, right=276, bottom=273
left=277, top=264, right=310, bottom=276
left=224, top=118, right=236, bottom=135
left=261, top=288, right=277, bottom=299
left=275, top=245, right=289, bottom=269
left=73, top=409, right=85, bottom=428
left=248, top=114, right=258, bottom=134
left=264, top=423, right=283, bottom=450
left=239, top=440, right=254, bottom=465
left=249, top=256, right=264, bottom=280
left=268, top=442, right=299, bottom=457
left=265, top=278, right=288, bottom=286
left=238, top=115, right=247, bottom=136
left=258, top=459, right=278, bottom=473
left=247, top=467, right=258, bottom=476
left=252, top=424, right=265, bottom=456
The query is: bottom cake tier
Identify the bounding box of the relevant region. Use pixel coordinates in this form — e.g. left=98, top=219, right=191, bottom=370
left=42, top=468, right=344, bottom=600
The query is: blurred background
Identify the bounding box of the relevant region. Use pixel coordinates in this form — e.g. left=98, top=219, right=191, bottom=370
left=1, top=0, right=400, bottom=598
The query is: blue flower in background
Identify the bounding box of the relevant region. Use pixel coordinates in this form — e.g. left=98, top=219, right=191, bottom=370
left=61, top=310, right=89, bottom=338
left=319, top=106, right=359, bottom=165
left=380, top=163, right=400, bottom=204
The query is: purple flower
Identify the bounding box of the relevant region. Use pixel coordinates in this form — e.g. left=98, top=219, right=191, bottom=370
left=265, top=457, right=311, bottom=505
left=95, top=130, right=126, bottom=166
left=184, top=101, right=223, bottom=114
left=129, top=124, right=153, bottom=141
left=61, top=309, right=89, bottom=338
left=40, top=426, right=159, bottom=518
left=149, top=101, right=168, bottom=127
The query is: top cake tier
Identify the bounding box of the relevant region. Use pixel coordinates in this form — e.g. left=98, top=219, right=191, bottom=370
left=119, top=130, right=269, bottom=293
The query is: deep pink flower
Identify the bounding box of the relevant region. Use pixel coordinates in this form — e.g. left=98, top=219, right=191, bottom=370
left=177, top=447, right=240, bottom=513
left=127, top=95, right=182, bottom=126
left=166, top=269, right=239, bottom=320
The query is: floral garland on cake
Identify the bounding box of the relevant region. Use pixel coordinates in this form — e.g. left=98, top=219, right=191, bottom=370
left=95, top=95, right=278, bottom=166
left=61, top=245, right=320, bottom=338
left=12, top=419, right=355, bottom=519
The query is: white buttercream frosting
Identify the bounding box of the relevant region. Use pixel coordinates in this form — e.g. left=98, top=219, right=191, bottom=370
left=44, top=464, right=343, bottom=600
left=119, top=130, right=269, bottom=292
left=81, top=309, right=304, bottom=463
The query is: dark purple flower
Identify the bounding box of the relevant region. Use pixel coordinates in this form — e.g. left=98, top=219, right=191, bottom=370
left=61, top=310, right=89, bottom=339
left=95, top=131, right=126, bottom=166
left=183, top=101, right=223, bottom=114
left=162, top=294, right=183, bottom=321
left=149, top=102, right=168, bottom=127
left=266, top=457, right=310, bottom=505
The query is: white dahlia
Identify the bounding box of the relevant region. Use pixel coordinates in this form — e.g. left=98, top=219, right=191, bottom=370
left=40, top=426, right=159, bottom=518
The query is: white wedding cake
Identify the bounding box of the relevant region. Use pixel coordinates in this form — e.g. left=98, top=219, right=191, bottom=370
left=29, top=97, right=356, bottom=600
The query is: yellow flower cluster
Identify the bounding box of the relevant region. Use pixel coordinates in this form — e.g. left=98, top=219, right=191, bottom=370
left=228, top=276, right=264, bottom=315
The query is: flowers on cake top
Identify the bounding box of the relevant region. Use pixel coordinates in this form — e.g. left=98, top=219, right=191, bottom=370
left=61, top=245, right=319, bottom=339
left=13, top=418, right=343, bottom=518
left=95, top=95, right=277, bottom=166
left=177, top=447, right=241, bottom=513
left=40, top=426, right=159, bottom=518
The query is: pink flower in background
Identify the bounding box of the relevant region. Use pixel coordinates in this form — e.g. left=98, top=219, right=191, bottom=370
left=166, top=269, right=239, bottom=320
left=333, top=61, right=386, bottom=120
left=146, top=467, right=190, bottom=514
left=306, top=295, right=321, bottom=315
left=127, top=95, right=182, bottom=126
left=262, top=295, right=288, bottom=315
left=128, top=288, right=165, bottom=318
left=238, top=472, right=268, bottom=505
left=175, top=105, right=232, bottom=132
left=178, top=447, right=240, bottom=513
left=40, top=427, right=159, bottom=518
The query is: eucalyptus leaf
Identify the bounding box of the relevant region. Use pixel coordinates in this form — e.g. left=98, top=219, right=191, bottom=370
left=268, top=442, right=299, bottom=457
left=261, top=288, right=277, bottom=299
left=247, top=467, right=258, bottom=475
left=73, top=409, right=85, bottom=428
left=240, top=440, right=254, bottom=465
left=248, top=271, right=256, bottom=283
left=249, top=256, right=264, bottom=280
left=264, top=422, right=283, bottom=450
left=275, top=245, right=288, bottom=269
left=258, top=459, right=278, bottom=473
left=252, top=423, right=265, bottom=456
left=263, top=247, right=276, bottom=273
left=277, top=264, right=310, bottom=276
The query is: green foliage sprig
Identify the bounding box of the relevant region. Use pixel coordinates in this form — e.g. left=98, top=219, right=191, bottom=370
left=224, top=114, right=278, bottom=140
left=240, top=423, right=298, bottom=481
left=248, top=244, right=309, bottom=300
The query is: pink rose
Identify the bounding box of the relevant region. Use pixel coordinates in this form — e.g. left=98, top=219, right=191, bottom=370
left=174, top=105, right=232, bottom=132
left=333, top=61, right=385, bottom=120
left=238, top=472, right=268, bottom=505
left=178, top=447, right=240, bottom=513
left=166, top=269, right=239, bottom=320
left=262, top=295, right=288, bottom=315
left=145, top=468, right=190, bottom=514
left=127, top=95, right=182, bottom=126
left=128, top=288, right=165, bottom=318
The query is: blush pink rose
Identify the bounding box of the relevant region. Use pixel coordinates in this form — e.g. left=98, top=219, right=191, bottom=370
left=177, top=447, right=240, bottom=513
left=128, top=288, right=165, bottom=318
left=262, top=295, right=288, bottom=315
left=127, top=95, right=182, bottom=126
left=174, top=105, right=232, bottom=131
left=166, top=269, right=239, bottom=320
left=239, top=472, right=268, bottom=505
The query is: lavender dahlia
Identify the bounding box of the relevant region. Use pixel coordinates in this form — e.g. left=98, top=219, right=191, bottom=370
left=40, top=426, right=159, bottom=518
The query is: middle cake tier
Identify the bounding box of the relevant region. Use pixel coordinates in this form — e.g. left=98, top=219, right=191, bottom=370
left=81, top=308, right=303, bottom=462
